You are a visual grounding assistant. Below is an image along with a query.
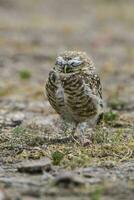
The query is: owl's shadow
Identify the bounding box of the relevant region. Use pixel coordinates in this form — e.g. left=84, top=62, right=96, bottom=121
left=45, top=135, right=79, bottom=145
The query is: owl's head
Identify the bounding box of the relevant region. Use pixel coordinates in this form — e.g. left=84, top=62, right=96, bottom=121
left=54, top=51, right=95, bottom=73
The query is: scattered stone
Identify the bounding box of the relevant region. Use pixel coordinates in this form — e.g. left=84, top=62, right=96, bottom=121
left=54, top=172, right=85, bottom=188
left=1, top=112, right=25, bottom=127
left=0, top=177, right=41, bottom=188
left=0, top=167, right=5, bottom=173
left=27, top=101, right=46, bottom=113
left=12, top=101, right=27, bottom=111
left=42, top=172, right=54, bottom=181
left=0, top=116, right=4, bottom=127
left=25, top=115, right=57, bottom=128
left=100, top=161, right=116, bottom=169
left=11, top=113, right=25, bottom=126
left=0, top=189, right=9, bottom=200
left=79, top=167, right=106, bottom=179
left=82, top=138, right=92, bottom=147
left=112, top=120, right=129, bottom=128
left=17, top=158, right=52, bottom=174
left=85, top=177, right=101, bottom=184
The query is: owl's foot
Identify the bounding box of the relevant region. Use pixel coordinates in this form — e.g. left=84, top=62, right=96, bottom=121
left=79, top=123, right=93, bottom=146
left=61, top=121, right=74, bottom=138
left=71, top=135, right=81, bottom=145
left=96, top=113, right=104, bottom=125
left=70, top=131, right=92, bottom=146
left=81, top=138, right=93, bottom=146
left=79, top=135, right=93, bottom=146
left=70, top=124, right=81, bottom=145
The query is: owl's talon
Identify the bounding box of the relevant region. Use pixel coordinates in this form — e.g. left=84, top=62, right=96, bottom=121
left=82, top=138, right=92, bottom=147
left=71, top=135, right=81, bottom=145
left=79, top=136, right=92, bottom=146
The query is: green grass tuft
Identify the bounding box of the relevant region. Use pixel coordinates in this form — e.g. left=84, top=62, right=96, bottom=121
left=108, top=99, right=127, bottom=110
left=104, top=110, right=118, bottom=123
left=19, top=69, right=32, bottom=80
left=13, top=126, right=27, bottom=135
left=51, top=151, right=65, bottom=165
left=91, top=188, right=103, bottom=200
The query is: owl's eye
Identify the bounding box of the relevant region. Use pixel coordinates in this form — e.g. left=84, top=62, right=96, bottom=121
left=68, top=58, right=83, bottom=67
left=56, top=56, right=66, bottom=66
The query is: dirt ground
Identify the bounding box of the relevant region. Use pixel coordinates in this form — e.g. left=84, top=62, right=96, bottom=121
left=0, top=0, right=134, bottom=199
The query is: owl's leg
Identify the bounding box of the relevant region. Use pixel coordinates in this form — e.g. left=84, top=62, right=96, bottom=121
left=61, top=120, right=72, bottom=137
left=79, top=122, right=93, bottom=146
left=69, top=124, right=76, bottom=136
left=61, top=120, right=78, bottom=142
left=67, top=123, right=81, bottom=145
left=96, top=113, right=104, bottom=125
left=85, top=116, right=100, bottom=144
left=78, top=122, right=88, bottom=145
left=61, top=120, right=71, bottom=136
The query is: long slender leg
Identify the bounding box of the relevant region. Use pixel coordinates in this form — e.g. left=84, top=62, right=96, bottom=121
left=70, top=123, right=81, bottom=144
left=96, top=113, right=104, bottom=125
left=61, top=120, right=78, bottom=143
left=79, top=122, right=87, bottom=144
left=79, top=122, right=94, bottom=146
left=86, top=116, right=99, bottom=143
left=64, top=121, right=77, bottom=136
left=61, top=120, right=70, bottom=136
left=70, top=124, right=77, bottom=136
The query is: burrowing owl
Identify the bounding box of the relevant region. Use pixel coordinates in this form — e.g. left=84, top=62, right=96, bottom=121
left=46, top=51, right=103, bottom=143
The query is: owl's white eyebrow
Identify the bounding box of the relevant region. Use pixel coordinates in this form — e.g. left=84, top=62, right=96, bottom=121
left=68, top=59, right=83, bottom=66
left=56, top=56, right=64, bottom=62
left=73, top=57, right=80, bottom=60
left=56, top=56, right=66, bottom=65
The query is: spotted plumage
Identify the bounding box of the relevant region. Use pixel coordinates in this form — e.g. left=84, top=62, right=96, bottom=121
left=46, top=51, right=103, bottom=142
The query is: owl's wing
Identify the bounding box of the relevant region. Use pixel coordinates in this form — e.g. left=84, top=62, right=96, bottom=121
left=46, top=70, right=58, bottom=110
left=91, top=73, right=103, bottom=99
left=46, top=70, right=65, bottom=115
left=83, top=72, right=103, bottom=108
left=83, top=72, right=102, bottom=98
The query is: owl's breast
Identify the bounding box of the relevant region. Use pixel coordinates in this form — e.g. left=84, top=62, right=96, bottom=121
left=59, top=73, right=98, bottom=123
left=46, top=70, right=100, bottom=123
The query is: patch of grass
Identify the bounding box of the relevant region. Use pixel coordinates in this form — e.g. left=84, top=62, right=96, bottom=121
left=0, top=124, right=133, bottom=166
left=92, top=128, right=124, bottom=144
left=19, top=69, right=32, bottom=80
left=9, top=126, right=45, bottom=149
left=52, top=127, right=133, bottom=169
left=92, top=128, right=108, bottom=144
left=17, top=148, right=46, bottom=160
left=91, top=187, right=103, bottom=200
left=13, top=126, right=27, bottom=136
left=0, top=88, right=6, bottom=96
left=103, top=110, right=118, bottom=123
left=108, top=99, right=127, bottom=110
left=0, top=85, right=13, bottom=96
left=51, top=151, right=65, bottom=165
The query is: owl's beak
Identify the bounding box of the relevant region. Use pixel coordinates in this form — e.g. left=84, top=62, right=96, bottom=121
left=63, top=64, right=68, bottom=73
